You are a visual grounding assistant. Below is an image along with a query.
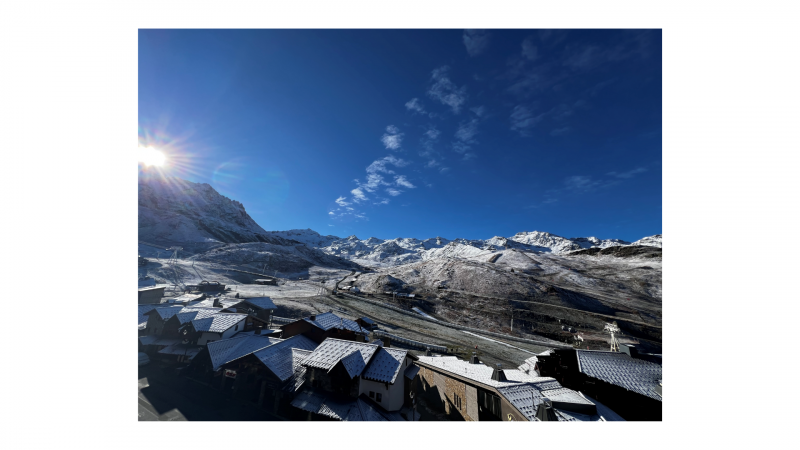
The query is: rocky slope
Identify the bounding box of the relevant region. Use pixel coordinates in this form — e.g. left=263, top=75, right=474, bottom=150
left=138, top=175, right=280, bottom=244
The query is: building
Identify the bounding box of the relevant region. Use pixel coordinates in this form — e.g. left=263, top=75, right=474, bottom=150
left=142, top=305, right=185, bottom=336
left=415, top=354, right=624, bottom=421
left=289, top=338, right=419, bottom=421
left=255, top=278, right=277, bottom=285
left=209, top=334, right=319, bottom=414
left=184, top=313, right=270, bottom=345
left=215, top=297, right=277, bottom=324
left=163, top=293, right=206, bottom=305
left=535, top=346, right=662, bottom=421
left=355, top=317, right=377, bottom=331
left=138, top=304, right=157, bottom=336
left=138, top=286, right=165, bottom=304
left=280, top=312, right=369, bottom=343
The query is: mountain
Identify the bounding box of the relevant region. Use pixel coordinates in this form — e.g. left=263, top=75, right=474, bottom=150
left=138, top=175, right=279, bottom=244
left=631, top=234, right=662, bottom=248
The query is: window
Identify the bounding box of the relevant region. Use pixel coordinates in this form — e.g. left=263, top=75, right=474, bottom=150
left=454, top=393, right=462, bottom=410
left=369, top=391, right=375, bottom=398
left=376, top=393, right=382, bottom=402
left=235, top=324, right=239, bottom=331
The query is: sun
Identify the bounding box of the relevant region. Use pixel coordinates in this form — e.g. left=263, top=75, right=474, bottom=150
left=138, top=146, right=166, bottom=167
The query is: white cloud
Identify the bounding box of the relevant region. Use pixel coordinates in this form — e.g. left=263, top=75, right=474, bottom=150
left=462, top=153, right=477, bottom=161
left=351, top=187, right=367, bottom=202
left=374, top=198, right=390, bottom=205
left=427, top=66, right=467, bottom=114
left=381, top=125, right=404, bottom=150
left=550, top=127, right=570, bottom=136
left=425, top=159, right=440, bottom=168
left=405, top=98, right=426, bottom=114
left=425, top=126, right=441, bottom=140
left=607, top=167, right=647, bottom=179
left=463, top=29, right=490, bottom=57
left=439, top=167, right=450, bottom=174
left=386, top=188, right=402, bottom=196
left=521, top=37, right=538, bottom=61
left=452, top=141, right=471, bottom=154
left=328, top=211, right=334, bottom=215
left=510, top=105, right=545, bottom=136
left=470, top=106, right=486, bottom=117
left=394, top=175, right=416, bottom=189
left=335, top=196, right=351, bottom=207
left=366, top=155, right=408, bottom=174
left=564, top=175, right=602, bottom=192
left=455, top=118, right=479, bottom=143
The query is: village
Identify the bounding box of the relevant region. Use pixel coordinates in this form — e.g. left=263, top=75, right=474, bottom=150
left=138, top=273, right=663, bottom=422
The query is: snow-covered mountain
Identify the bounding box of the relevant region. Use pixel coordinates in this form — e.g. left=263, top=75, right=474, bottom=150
left=138, top=175, right=277, bottom=244
left=631, top=234, right=662, bottom=248
left=139, top=175, right=657, bottom=265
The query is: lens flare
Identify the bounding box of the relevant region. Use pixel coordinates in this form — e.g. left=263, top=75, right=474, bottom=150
left=138, top=146, right=166, bottom=167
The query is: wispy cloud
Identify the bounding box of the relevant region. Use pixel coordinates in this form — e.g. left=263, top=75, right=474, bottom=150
left=394, top=175, right=416, bottom=189
left=425, top=126, right=441, bottom=140
left=455, top=119, right=479, bottom=142
left=386, top=188, right=402, bottom=196
left=510, top=105, right=545, bottom=136
left=563, top=175, right=603, bottom=192
left=607, top=167, right=647, bottom=179
left=381, top=125, right=404, bottom=150
left=463, top=29, right=491, bottom=57
left=350, top=187, right=367, bottom=202
left=427, top=66, right=468, bottom=114
left=521, top=37, right=538, bottom=61
left=470, top=106, right=486, bottom=117
left=550, top=127, right=570, bottom=136
left=405, top=98, right=426, bottom=114
left=335, top=196, right=351, bottom=207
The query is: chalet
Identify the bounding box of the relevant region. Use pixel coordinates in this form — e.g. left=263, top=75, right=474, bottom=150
left=138, top=286, right=165, bottom=304
left=280, top=312, right=369, bottom=344
left=142, top=305, right=185, bottom=336
left=355, top=317, right=377, bottom=331
left=290, top=338, right=419, bottom=421
left=183, top=313, right=271, bottom=346
left=138, top=304, right=157, bottom=336
left=216, top=297, right=277, bottom=324
left=163, top=292, right=205, bottom=305
left=535, top=347, right=662, bottom=421
left=213, top=334, right=319, bottom=415
left=415, top=354, right=624, bottom=421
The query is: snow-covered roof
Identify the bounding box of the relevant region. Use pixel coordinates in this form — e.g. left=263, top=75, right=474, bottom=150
left=218, top=299, right=243, bottom=309
left=243, top=297, right=277, bottom=310
left=517, top=355, right=540, bottom=376
left=362, top=348, right=408, bottom=384
left=139, top=336, right=179, bottom=347
left=496, top=381, right=610, bottom=422
left=303, top=312, right=367, bottom=333
left=149, top=305, right=184, bottom=320
left=302, top=338, right=379, bottom=378
left=417, top=356, right=548, bottom=388
left=250, top=334, right=318, bottom=382
left=175, top=308, right=221, bottom=325
left=290, top=390, right=405, bottom=421
left=138, top=305, right=157, bottom=329
left=286, top=348, right=314, bottom=392
left=192, top=314, right=247, bottom=333
left=207, top=334, right=283, bottom=371
left=576, top=350, right=662, bottom=401
left=158, top=343, right=202, bottom=358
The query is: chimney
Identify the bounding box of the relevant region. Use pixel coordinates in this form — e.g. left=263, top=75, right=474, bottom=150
left=535, top=399, right=557, bottom=421
left=255, top=326, right=262, bottom=335
left=309, top=314, right=316, bottom=321
left=213, top=298, right=221, bottom=308
left=469, top=352, right=480, bottom=364
left=425, top=347, right=432, bottom=356
left=620, top=343, right=639, bottom=359
left=491, top=364, right=507, bottom=382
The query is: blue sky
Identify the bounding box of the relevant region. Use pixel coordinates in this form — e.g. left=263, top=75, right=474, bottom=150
left=139, top=29, right=661, bottom=242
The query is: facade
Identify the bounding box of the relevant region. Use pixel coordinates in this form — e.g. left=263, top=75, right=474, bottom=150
left=216, top=297, right=276, bottom=324
left=416, top=354, right=624, bottom=421
left=138, top=286, right=165, bottom=304
left=290, top=338, right=419, bottom=421
left=280, top=312, right=369, bottom=344
left=535, top=347, right=662, bottom=421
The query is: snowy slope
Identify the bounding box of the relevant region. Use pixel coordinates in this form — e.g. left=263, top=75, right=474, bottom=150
left=138, top=175, right=275, bottom=244
left=631, top=234, right=662, bottom=248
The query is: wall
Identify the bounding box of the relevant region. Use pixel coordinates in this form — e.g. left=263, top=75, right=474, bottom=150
left=357, top=356, right=410, bottom=411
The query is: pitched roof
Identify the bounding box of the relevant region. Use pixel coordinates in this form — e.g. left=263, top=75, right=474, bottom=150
left=576, top=350, right=663, bottom=401
left=290, top=390, right=405, bottom=421
left=417, top=356, right=546, bottom=388
left=138, top=305, right=157, bottom=329
left=242, top=297, right=277, bottom=310
left=175, top=308, right=222, bottom=325
left=251, top=335, right=318, bottom=382
left=286, top=348, right=314, bottom=392
left=303, top=312, right=367, bottom=333
left=496, top=381, right=605, bottom=422
left=517, top=355, right=540, bottom=376
left=158, top=343, right=202, bottom=359
left=192, top=314, right=247, bottom=333
left=362, top=348, right=408, bottom=384
left=218, top=299, right=244, bottom=310
left=149, top=305, right=184, bottom=320
left=207, top=334, right=283, bottom=371
left=302, top=338, right=379, bottom=378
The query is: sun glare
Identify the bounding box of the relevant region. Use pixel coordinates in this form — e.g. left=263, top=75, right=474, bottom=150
left=138, top=146, right=166, bottom=167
